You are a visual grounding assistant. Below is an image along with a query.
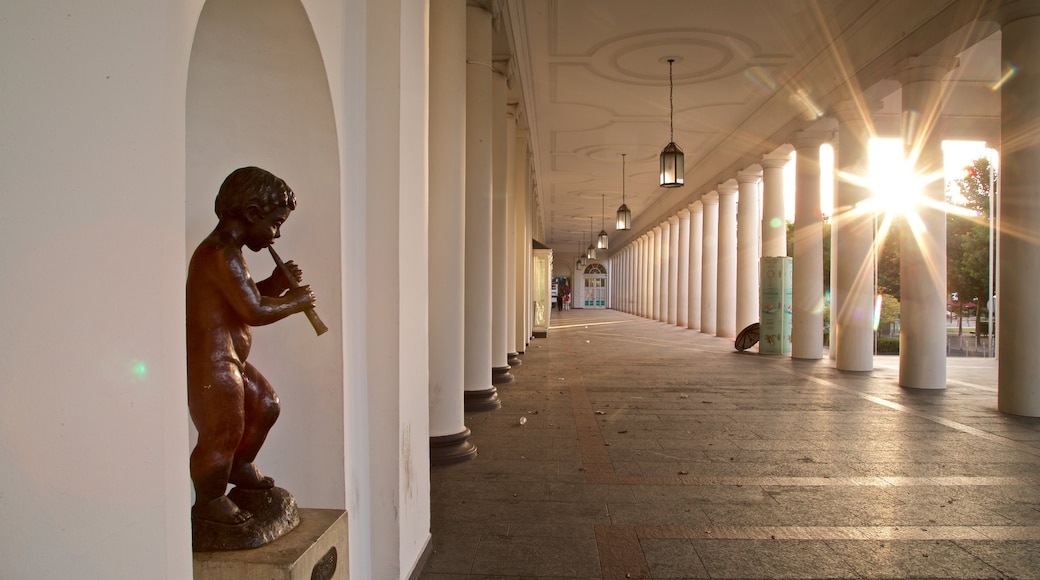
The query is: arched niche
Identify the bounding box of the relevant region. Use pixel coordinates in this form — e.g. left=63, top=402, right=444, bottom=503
left=185, top=0, right=344, bottom=509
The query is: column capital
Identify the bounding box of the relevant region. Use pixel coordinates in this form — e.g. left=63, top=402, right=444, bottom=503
left=678, top=208, right=691, bottom=219
left=652, top=225, right=662, bottom=234
left=702, top=191, right=719, bottom=205
left=791, top=128, right=834, bottom=150
left=668, top=214, right=679, bottom=225
left=762, top=146, right=793, bottom=169
left=898, top=55, right=959, bottom=84
left=689, top=200, right=703, bottom=214
left=736, top=166, right=763, bottom=183
left=717, top=179, right=738, bottom=196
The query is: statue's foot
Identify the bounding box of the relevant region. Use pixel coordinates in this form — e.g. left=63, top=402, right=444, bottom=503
left=192, top=496, right=252, bottom=525
left=229, top=462, right=275, bottom=489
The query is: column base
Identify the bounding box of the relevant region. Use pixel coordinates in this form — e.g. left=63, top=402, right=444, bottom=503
left=533, top=330, right=547, bottom=338
left=492, top=365, right=514, bottom=385
left=464, top=387, right=501, bottom=411
left=430, top=428, right=478, bottom=466
left=507, top=352, right=522, bottom=366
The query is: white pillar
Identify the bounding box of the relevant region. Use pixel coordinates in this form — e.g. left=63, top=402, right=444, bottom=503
left=688, top=201, right=704, bottom=330
left=833, top=99, right=876, bottom=372
left=791, top=128, right=831, bottom=359
left=638, top=235, right=647, bottom=317
left=677, top=209, right=691, bottom=327
left=490, top=66, right=513, bottom=385
left=504, top=110, right=519, bottom=366
left=428, top=0, right=476, bottom=463
left=898, top=57, right=953, bottom=389
left=642, top=234, right=651, bottom=318
left=997, top=0, right=1040, bottom=415
left=701, top=192, right=720, bottom=335
left=513, top=132, right=530, bottom=357
left=667, top=215, right=680, bottom=325
left=717, top=180, right=738, bottom=339
left=736, top=167, right=762, bottom=333
left=464, top=4, right=500, bottom=410
left=653, top=226, right=663, bottom=321
left=661, top=221, right=669, bottom=322
left=761, top=148, right=792, bottom=258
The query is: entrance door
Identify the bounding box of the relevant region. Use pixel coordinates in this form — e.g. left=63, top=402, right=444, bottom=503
left=583, top=263, right=607, bottom=309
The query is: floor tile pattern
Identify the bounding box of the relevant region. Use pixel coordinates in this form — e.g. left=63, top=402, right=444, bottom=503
left=421, top=309, right=1040, bottom=579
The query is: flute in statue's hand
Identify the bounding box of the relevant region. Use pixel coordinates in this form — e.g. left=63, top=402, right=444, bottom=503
left=268, top=246, right=328, bottom=336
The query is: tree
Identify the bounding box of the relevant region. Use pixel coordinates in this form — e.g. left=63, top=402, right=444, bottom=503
left=947, top=157, right=994, bottom=335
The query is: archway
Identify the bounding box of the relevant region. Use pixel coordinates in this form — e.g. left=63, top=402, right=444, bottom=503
left=185, top=0, right=344, bottom=508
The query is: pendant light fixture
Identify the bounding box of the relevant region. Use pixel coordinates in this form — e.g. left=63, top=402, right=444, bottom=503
left=659, top=58, right=684, bottom=188
left=616, top=153, right=632, bottom=230
left=586, top=217, right=596, bottom=260
left=578, top=232, right=587, bottom=267
left=597, top=194, right=609, bottom=250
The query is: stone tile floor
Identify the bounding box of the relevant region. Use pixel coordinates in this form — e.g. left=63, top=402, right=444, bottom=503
left=420, top=309, right=1040, bottom=579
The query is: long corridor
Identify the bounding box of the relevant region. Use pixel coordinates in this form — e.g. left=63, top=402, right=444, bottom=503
left=421, top=308, right=1040, bottom=579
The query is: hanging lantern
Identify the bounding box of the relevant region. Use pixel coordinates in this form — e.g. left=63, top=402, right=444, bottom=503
left=616, top=153, right=632, bottom=230
left=659, top=58, right=684, bottom=188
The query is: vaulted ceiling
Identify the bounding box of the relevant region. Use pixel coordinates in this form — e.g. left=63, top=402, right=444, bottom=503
left=500, top=0, right=1002, bottom=260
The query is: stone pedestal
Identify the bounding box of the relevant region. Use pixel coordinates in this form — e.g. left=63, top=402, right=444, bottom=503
left=194, top=509, right=348, bottom=580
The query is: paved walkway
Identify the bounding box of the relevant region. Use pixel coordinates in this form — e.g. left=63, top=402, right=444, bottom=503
left=420, top=309, right=1040, bottom=579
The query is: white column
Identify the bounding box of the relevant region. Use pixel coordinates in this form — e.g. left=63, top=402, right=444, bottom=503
left=716, top=180, right=738, bottom=339
left=761, top=148, right=792, bottom=258
left=701, top=192, right=720, bottom=335
left=653, top=226, right=663, bottom=321
left=504, top=110, right=519, bottom=366
left=464, top=4, right=500, bottom=410
left=428, top=0, right=475, bottom=463
left=668, top=215, right=680, bottom=325
left=688, top=201, right=704, bottom=330
left=490, top=66, right=513, bottom=385
left=513, top=133, right=530, bottom=357
left=997, top=0, right=1040, bottom=415
left=791, top=128, right=831, bottom=359
left=833, top=99, right=876, bottom=372
left=736, top=166, right=762, bottom=333
left=659, top=222, right=670, bottom=321
left=677, top=209, right=691, bottom=327
left=898, top=57, right=953, bottom=389
left=638, top=235, right=647, bottom=317
left=636, top=234, right=644, bottom=320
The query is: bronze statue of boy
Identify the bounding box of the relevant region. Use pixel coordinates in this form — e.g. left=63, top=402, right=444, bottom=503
left=186, top=167, right=316, bottom=528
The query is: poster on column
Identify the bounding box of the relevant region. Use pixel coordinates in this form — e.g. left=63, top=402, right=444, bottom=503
left=760, top=257, right=792, bottom=354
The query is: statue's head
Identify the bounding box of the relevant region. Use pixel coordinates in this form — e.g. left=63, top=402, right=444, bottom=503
left=215, top=166, right=297, bottom=221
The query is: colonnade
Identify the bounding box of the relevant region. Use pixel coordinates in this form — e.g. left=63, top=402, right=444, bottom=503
left=608, top=75, right=946, bottom=375
left=428, top=0, right=540, bottom=463
left=609, top=2, right=1040, bottom=419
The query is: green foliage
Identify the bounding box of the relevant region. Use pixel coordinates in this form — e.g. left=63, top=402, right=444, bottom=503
left=876, top=337, right=900, bottom=353
left=947, top=157, right=994, bottom=324
left=878, top=293, right=900, bottom=327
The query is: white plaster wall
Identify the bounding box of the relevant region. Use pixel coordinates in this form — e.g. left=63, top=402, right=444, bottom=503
left=1, top=0, right=431, bottom=578
left=0, top=1, right=199, bottom=577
